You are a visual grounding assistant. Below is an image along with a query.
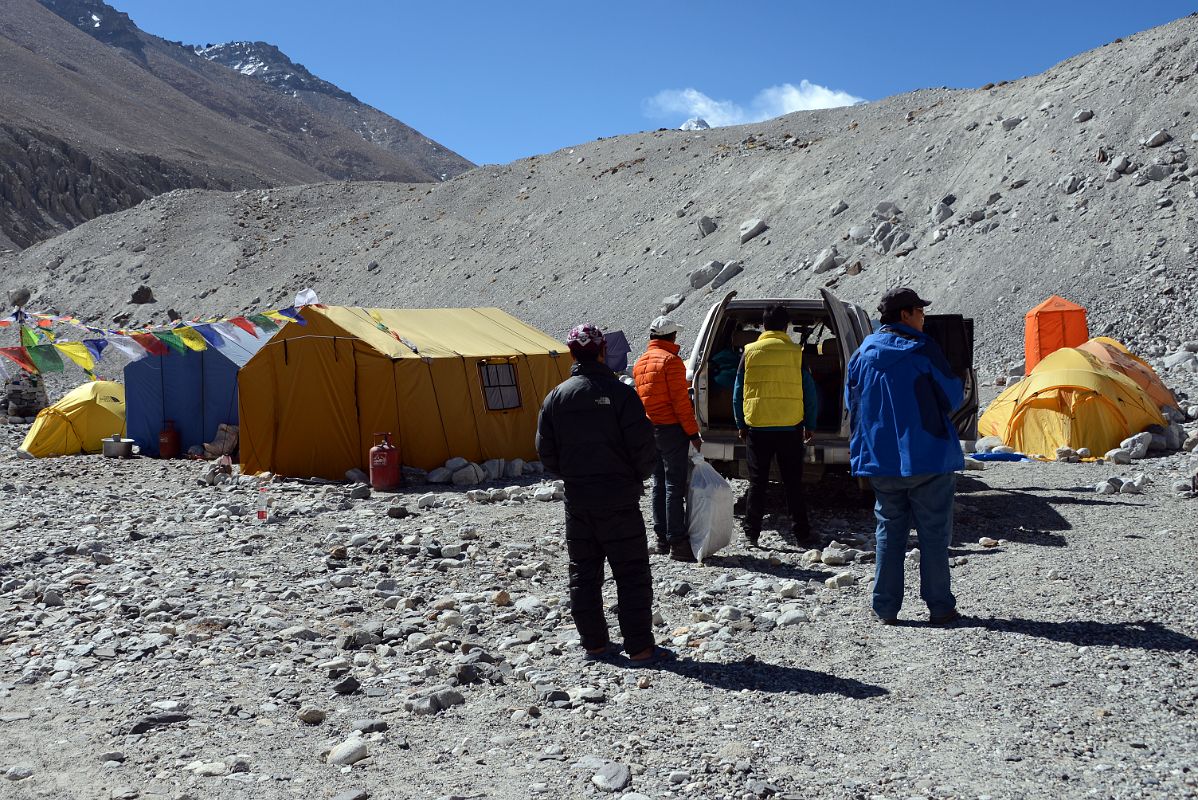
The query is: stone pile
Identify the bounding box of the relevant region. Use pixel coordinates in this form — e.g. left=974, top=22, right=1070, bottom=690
left=1, top=374, right=48, bottom=422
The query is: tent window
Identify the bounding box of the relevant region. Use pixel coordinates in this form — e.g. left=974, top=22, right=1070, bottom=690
left=479, top=362, right=521, bottom=411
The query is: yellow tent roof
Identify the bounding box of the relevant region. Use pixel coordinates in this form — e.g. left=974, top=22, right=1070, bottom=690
left=294, top=306, right=567, bottom=359
left=19, top=381, right=126, bottom=458
left=979, top=348, right=1165, bottom=457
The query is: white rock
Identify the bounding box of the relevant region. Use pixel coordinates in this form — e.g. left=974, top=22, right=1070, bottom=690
left=1072, top=109, right=1094, bottom=123
left=327, top=738, right=369, bottom=766
left=824, top=572, right=856, bottom=589
left=1142, top=129, right=1171, bottom=148
left=417, top=493, right=437, bottom=509
left=975, top=435, right=1003, bottom=453
left=452, top=464, right=483, bottom=486
left=1104, top=448, right=1132, bottom=464
left=533, top=486, right=557, bottom=502
left=427, top=467, right=453, bottom=483
left=1120, top=432, right=1153, bottom=459
left=979, top=537, right=999, bottom=548
left=777, top=609, right=808, bottom=626
left=811, top=247, right=839, bottom=274
left=444, top=457, right=469, bottom=471
left=738, top=218, right=768, bottom=244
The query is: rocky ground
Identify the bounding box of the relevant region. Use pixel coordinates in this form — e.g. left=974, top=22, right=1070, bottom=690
left=1, top=408, right=1196, bottom=799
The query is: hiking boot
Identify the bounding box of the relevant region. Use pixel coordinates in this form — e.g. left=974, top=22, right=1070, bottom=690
left=669, top=541, right=697, bottom=563
left=742, top=527, right=760, bottom=548
left=929, top=609, right=962, bottom=626
left=654, top=536, right=670, bottom=555
left=792, top=529, right=819, bottom=549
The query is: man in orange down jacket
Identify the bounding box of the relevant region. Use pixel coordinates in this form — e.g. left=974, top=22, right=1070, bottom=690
left=633, top=315, right=702, bottom=563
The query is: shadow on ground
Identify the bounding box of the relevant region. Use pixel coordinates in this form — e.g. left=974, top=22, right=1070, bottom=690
left=664, top=657, right=889, bottom=699
left=941, top=616, right=1198, bottom=652
left=704, top=553, right=830, bottom=581
left=950, top=475, right=1147, bottom=548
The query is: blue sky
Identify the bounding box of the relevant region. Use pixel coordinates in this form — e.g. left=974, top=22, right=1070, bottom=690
left=116, top=1, right=1197, bottom=166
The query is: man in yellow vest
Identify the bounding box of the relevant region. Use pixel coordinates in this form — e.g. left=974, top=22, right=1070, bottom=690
left=732, top=305, right=817, bottom=549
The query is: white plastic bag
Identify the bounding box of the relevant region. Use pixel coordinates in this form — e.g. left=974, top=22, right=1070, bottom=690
left=687, top=452, right=734, bottom=561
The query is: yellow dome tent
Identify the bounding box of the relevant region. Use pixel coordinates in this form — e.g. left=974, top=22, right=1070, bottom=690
left=19, top=381, right=126, bottom=458
left=979, top=348, right=1164, bottom=457
left=1076, top=337, right=1179, bottom=412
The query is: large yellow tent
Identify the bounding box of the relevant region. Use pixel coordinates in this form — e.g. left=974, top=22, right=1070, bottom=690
left=19, top=381, right=126, bottom=458
left=979, top=348, right=1165, bottom=457
left=237, top=306, right=572, bottom=479
left=1076, top=337, right=1179, bottom=412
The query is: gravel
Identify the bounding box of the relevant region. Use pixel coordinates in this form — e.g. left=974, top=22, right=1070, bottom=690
left=0, top=414, right=1195, bottom=798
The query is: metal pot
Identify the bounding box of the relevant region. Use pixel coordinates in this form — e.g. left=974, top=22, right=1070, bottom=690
left=102, top=436, right=135, bottom=459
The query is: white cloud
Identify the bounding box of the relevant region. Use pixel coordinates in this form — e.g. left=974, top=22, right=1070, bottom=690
left=646, top=80, right=864, bottom=127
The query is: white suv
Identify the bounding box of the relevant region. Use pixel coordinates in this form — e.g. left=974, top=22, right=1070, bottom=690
left=686, top=289, right=978, bottom=481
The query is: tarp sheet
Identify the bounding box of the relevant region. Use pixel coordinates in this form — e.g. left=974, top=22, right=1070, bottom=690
left=124, top=326, right=264, bottom=456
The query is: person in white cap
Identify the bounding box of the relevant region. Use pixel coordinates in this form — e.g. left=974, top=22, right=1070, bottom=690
left=632, top=315, right=702, bottom=562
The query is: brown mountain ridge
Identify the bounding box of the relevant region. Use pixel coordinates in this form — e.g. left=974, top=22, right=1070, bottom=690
left=0, top=0, right=473, bottom=250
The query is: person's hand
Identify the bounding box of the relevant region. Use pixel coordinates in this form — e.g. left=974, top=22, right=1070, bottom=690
left=690, top=435, right=703, bottom=448
left=737, top=428, right=747, bottom=441
left=804, top=429, right=815, bottom=444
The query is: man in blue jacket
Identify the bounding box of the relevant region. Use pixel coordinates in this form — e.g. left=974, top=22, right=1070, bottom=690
left=845, top=288, right=964, bottom=625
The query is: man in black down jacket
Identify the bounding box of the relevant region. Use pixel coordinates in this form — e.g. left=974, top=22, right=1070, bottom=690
left=536, top=323, right=672, bottom=665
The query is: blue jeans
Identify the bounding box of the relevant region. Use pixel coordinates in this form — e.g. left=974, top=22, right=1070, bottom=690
left=869, top=472, right=957, bottom=619
left=651, top=424, right=691, bottom=542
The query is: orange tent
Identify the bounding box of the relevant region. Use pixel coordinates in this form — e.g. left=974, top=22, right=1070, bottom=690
left=1024, top=296, right=1088, bottom=373
left=1077, top=337, right=1179, bottom=411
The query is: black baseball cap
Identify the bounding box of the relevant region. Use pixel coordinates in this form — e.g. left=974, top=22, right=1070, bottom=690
left=877, top=287, right=932, bottom=315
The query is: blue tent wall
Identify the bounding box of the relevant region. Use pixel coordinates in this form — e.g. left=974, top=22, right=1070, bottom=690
left=124, top=329, right=262, bottom=457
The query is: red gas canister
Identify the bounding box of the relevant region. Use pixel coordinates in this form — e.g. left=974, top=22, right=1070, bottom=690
left=369, top=432, right=402, bottom=490
left=158, top=420, right=180, bottom=459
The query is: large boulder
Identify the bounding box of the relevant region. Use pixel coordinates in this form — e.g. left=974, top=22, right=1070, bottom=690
left=687, top=261, right=722, bottom=289
left=1120, top=432, right=1153, bottom=459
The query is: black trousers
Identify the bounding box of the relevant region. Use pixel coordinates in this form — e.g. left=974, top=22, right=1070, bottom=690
left=565, top=503, right=655, bottom=656
left=744, top=427, right=810, bottom=537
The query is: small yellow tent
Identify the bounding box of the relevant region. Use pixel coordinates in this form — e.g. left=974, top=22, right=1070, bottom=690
left=19, top=381, right=126, bottom=458
left=979, top=348, right=1164, bottom=457
left=237, top=306, right=572, bottom=479
left=1076, top=337, right=1179, bottom=412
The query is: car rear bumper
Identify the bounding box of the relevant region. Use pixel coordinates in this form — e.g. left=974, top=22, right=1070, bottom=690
left=698, top=437, right=851, bottom=465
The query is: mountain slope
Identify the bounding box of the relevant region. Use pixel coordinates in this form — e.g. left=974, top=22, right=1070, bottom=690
left=193, top=41, right=472, bottom=182
left=0, top=0, right=472, bottom=250
left=3, top=14, right=1196, bottom=375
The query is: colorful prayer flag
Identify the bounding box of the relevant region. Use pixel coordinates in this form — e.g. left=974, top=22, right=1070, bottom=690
left=229, top=317, right=259, bottom=337
left=130, top=333, right=170, bottom=356
left=151, top=330, right=187, bottom=355
left=54, top=342, right=95, bottom=375
left=174, top=327, right=208, bottom=352
left=247, top=313, right=278, bottom=332
left=27, top=344, right=64, bottom=373
left=0, top=347, right=36, bottom=373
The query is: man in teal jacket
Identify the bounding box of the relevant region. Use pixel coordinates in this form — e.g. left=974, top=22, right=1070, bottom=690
left=845, top=288, right=964, bottom=626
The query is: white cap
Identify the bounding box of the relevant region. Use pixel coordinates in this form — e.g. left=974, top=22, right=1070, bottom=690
left=649, top=315, right=682, bottom=336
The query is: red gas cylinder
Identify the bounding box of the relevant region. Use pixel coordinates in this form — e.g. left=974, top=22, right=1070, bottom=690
left=369, top=432, right=402, bottom=490
left=158, top=420, right=181, bottom=459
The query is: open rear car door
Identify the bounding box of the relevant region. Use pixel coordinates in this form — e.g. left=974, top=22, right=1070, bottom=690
left=689, top=291, right=737, bottom=429
left=922, top=314, right=979, bottom=441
